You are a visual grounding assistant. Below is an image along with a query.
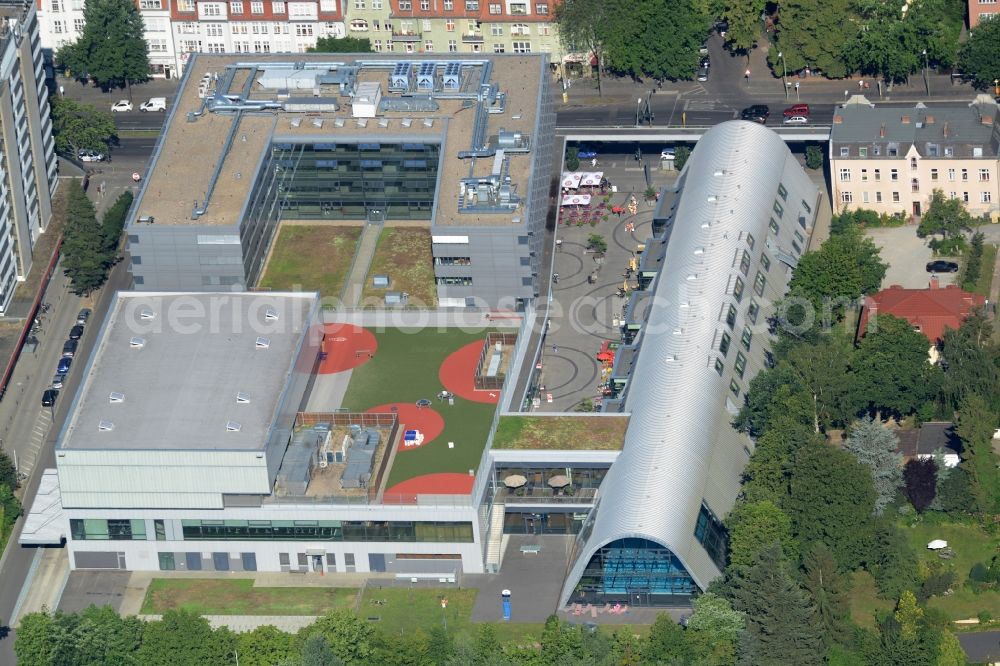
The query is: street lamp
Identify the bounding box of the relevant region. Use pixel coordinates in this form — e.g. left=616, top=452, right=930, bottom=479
left=922, top=49, right=929, bottom=96
left=994, top=79, right=999, bottom=96
left=778, top=51, right=787, bottom=99
left=635, top=97, right=642, bottom=127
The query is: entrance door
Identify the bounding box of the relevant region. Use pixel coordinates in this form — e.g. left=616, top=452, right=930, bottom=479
left=312, top=555, right=323, bottom=572
left=523, top=515, right=536, bottom=534
left=913, top=201, right=921, bottom=217
left=367, top=208, right=385, bottom=223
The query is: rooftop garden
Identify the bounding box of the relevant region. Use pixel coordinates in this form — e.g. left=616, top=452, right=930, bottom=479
left=491, top=415, right=628, bottom=451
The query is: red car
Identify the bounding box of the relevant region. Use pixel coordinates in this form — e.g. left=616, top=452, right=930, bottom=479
left=783, top=104, right=810, bottom=117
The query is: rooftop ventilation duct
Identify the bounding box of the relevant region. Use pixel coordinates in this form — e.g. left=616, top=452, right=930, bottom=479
left=290, top=117, right=302, bottom=128
left=139, top=308, right=155, bottom=320
left=226, top=421, right=242, bottom=432
left=311, top=118, right=323, bottom=128
left=98, top=420, right=115, bottom=432
left=236, top=392, right=251, bottom=404
left=264, top=308, right=279, bottom=321
left=109, top=392, right=125, bottom=403
left=129, top=336, right=145, bottom=349
left=256, top=336, right=270, bottom=349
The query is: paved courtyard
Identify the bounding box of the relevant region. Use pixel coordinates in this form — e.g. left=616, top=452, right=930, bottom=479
left=58, top=570, right=130, bottom=614
left=866, top=226, right=958, bottom=290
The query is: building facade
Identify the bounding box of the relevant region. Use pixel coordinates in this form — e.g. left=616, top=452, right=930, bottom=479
left=0, top=1, right=57, bottom=315
left=968, top=0, right=997, bottom=27
left=830, top=97, right=1000, bottom=221
left=559, top=121, right=820, bottom=607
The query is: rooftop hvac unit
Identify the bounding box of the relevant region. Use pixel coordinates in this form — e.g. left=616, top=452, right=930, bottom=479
left=109, top=392, right=125, bottom=403
left=264, top=307, right=279, bottom=321
left=255, top=336, right=270, bottom=349
left=98, top=420, right=115, bottom=432
left=416, top=62, right=436, bottom=90
left=390, top=62, right=410, bottom=90
left=226, top=421, right=242, bottom=432
left=236, top=392, right=251, bottom=404
left=129, top=336, right=145, bottom=349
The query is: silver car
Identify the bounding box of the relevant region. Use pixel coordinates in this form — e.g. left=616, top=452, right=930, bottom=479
left=52, top=373, right=65, bottom=389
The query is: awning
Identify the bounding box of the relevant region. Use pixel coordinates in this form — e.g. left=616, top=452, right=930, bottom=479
left=580, top=171, right=603, bottom=186
left=561, top=171, right=582, bottom=189
left=561, top=194, right=592, bottom=207
left=19, top=469, right=65, bottom=546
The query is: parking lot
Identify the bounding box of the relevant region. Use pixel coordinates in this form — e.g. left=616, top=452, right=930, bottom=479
left=865, top=226, right=958, bottom=289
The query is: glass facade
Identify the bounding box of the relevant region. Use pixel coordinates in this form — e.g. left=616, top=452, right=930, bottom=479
left=258, top=141, right=441, bottom=221
left=694, top=503, right=729, bottom=570
left=503, top=510, right=587, bottom=535
left=575, top=538, right=698, bottom=606
left=180, top=519, right=474, bottom=542
left=70, top=519, right=147, bottom=541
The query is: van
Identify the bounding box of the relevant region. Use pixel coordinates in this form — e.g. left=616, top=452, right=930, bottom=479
left=140, top=97, right=166, bottom=112
left=62, top=339, right=78, bottom=358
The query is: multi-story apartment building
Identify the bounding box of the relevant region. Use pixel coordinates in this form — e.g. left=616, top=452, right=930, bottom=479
left=830, top=98, right=1000, bottom=221
left=968, top=0, right=997, bottom=27
left=0, top=1, right=57, bottom=315
left=343, top=0, right=560, bottom=58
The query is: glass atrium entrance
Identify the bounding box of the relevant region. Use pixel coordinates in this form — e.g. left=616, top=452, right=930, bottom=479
left=573, top=537, right=698, bottom=606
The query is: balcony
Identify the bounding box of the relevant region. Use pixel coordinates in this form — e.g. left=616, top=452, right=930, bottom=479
left=461, top=31, right=484, bottom=42
left=499, top=487, right=598, bottom=504
left=392, top=30, right=422, bottom=41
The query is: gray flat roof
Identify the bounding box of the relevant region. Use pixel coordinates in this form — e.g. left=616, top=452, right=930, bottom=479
left=58, top=292, right=318, bottom=452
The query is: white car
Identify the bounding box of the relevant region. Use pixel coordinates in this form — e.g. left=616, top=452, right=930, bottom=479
left=783, top=115, right=808, bottom=125
left=660, top=147, right=676, bottom=160
left=78, top=149, right=104, bottom=162
left=111, top=100, right=133, bottom=112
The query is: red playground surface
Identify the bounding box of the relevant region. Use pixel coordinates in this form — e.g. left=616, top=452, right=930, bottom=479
left=366, top=402, right=444, bottom=450
left=439, top=340, right=501, bottom=404
left=316, top=323, right=378, bottom=374
left=385, top=472, right=475, bottom=499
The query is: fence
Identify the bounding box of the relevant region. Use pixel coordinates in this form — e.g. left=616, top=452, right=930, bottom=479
left=473, top=331, right=518, bottom=391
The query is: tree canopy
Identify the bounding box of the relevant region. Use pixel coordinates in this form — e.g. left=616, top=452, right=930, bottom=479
left=844, top=416, right=903, bottom=515
left=50, top=97, right=117, bottom=156
left=58, top=0, right=149, bottom=90
left=309, top=36, right=374, bottom=52
left=854, top=315, right=939, bottom=418
left=917, top=190, right=974, bottom=239
left=959, top=15, right=1000, bottom=90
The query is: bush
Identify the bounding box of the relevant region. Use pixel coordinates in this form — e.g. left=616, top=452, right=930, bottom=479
left=969, top=562, right=989, bottom=583
left=917, top=570, right=955, bottom=602
left=565, top=147, right=580, bottom=172
left=979, top=611, right=993, bottom=624
left=805, top=145, right=824, bottom=170
left=929, top=236, right=966, bottom=256
left=673, top=145, right=691, bottom=170
left=961, top=232, right=985, bottom=291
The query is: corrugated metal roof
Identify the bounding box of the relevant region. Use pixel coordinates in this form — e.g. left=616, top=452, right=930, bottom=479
left=558, top=121, right=813, bottom=606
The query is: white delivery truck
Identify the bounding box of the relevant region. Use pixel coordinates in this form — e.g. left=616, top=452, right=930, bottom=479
left=140, top=97, right=166, bottom=112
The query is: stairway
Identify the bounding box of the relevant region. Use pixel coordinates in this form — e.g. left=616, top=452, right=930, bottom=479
left=341, top=222, right=383, bottom=307
left=484, top=501, right=506, bottom=573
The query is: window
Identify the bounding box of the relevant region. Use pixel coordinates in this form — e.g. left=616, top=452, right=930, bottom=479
left=741, top=326, right=753, bottom=351
left=927, top=143, right=939, bottom=156
left=296, top=23, right=313, bottom=35
left=493, top=43, right=504, bottom=52
left=230, top=0, right=244, bottom=11
left=51, top=0, right=62, bottom=9
left=421, top=0, right=430, bottom=8
left=729, top=379, right=741, bottom=397
left=860, top=169, right=868, bottom=182
left=840, top=192, right=853, bottom=204
left=158, top=552, right=176, bottom=571
left=424, top=40, right=434, bottom=51
left=980, top=169, right=991, bottom=182
left=139, top=0, right=162, bottom=7
left=399, top=0, right=411, bottom=8
left=350, top=18, right=368, bottom=29
left=888, top=144, right=898, bottom=157
left=73, top=17, right=85, bottom=30
left=747, top=300, right=760, bottom=324
left=714, top=358, right=724, bottom=376
left=154, top=520, right=167, bottom=540
left=839, top=168, right=851, bottom=182
left=963, top=192, right=970, bottom=203
left=444, top=0, right=453, bottom=7
left=910, top=156, right=918, bottom=170
left=719, top=332, right=731, bottom=357
left=734, top=352, right=747, bottom=378
left=489, top=2, right=501, bottom=12
left=448, top=39, right=457, bottom=51
left=694, top=503, right=728, bottom=570
left=773, top=200, right=784, bottom=217
left=464, top=0, right=478, bottom=8
left=948, top=168, right=956, bottom=181
left=801, top=199, right=812, bottom=214
left=52, top=19, right=65, bottom=33
left=536, top=2, right=547, bottom=12
left=839, top=147, right=849, bottom=157
left=445, top=18, right=455, bottom=30
left=875, top=192, right=883, bottom=203
left=753, top=272, right=766, bottom=296
left=931, top=168, right=938, bottom=181
left=739, top=250, right=751, bottom=276
left=251, top=0, right=263, bottom=10
left=962, top=169, right=969, bottom=182
left=491, top=23, right=502, bottom=35
left=777, top=183, right=788, bottom=201
left=373, top=39, right=382, bottom=50
left=725, top=304, right=737, bottom=329
left=512, top=41, right=531, bottom=53
left=982, top=192, right=993, bottom=203
left=180, top=520, right=475, bottom=542
left=746, top=233, right=755, bottom=250
left=511, top=23, right=529, bottom=34
left=510, top=0, right=527, bottom=12
left=944, top=146, right=954, bottom=156
left=890, top=168, right=898, bottom=182
left=859, top=147, right=868, bottom=157
left=874, top=169, right=881, bottom=182
left=760, top=254, right=770, bottom=271
left=768, top=218, right=779, bottom=235
left=862, top=192, right=869, bottom=203
left=733, top=277, right=745, bottom=303
left=892, top=192, right=900, bottom=203
left=272, top=1, right=285, bottom=11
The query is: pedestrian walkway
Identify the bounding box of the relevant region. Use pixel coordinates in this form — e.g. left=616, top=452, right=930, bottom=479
left=341, top=222, right=383, bottom=307
left=138, top=614, right=319, bottom=633
left=12, top=547, right=69, bottom=627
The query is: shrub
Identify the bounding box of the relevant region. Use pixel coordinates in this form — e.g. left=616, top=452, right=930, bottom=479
left=979, top=611, right=993, bottom=624
left=969, top=562, right=989, bottom=583
left=565, top=147, right=580, bottom=172
left=805, top=145, right=824, bottom=170
left=673, top=145, right=691, bottom=170
left=917, top=570, right=955, bottom=602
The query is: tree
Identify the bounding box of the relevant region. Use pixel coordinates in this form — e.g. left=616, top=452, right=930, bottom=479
left=556, top=0, right=608, bottom=95
left=302, top=633, right=342, bottom=666
left=101, top=190, right=134, bottom=254
left=769, top=0, right=857, bottom=78
left=782, top=336, right=856, bottom=431
left=844, top=416, right=903, bottom=515
left=805, top=144, right=825, bottom=170
left=801, top=542, right=852, bottom=648
left=740, top=412, right=819, bottom=505
left=735, top=366, right=802, bottom=437
left=959, top=14, right=1000, bottom=90
left=238, top=624, right=296, bottom=666
left=62, top=181, right=113, bottom=295
left=903, top=458, right=937, bottom=513
left=956, top=393, right=1000, bottom=515
left=586, top=233, right=607, bottom=254
left=673, top=145, right=691, bottom=171
left=643, top=613, right=692, bottom=664
left=854, top=315, right=940, bottom=418
left=309, top=609, right=377, bottom=665
left=786, top=441, right=876, bottom=570
left=894, top=591, right=923, bottom=642
left=598, top=0, right=710, bottom=81
left=426, top=626, right=455, bottom=666
left=15, top=611, right=54, bottom=666
left=726, top=500, right=796, bottom=568
left=723, top=544, right=824, bottom=666
left=720, top=0, right=764, bottom=52
left=0, top=450, right=18, bottom=491
left=137, top=609, right=219, bottom=666
left=309, top=36, right=373, bottom=52
left=58, top=0, right=149, bottom=92
left=786, top=224, right=887, bottom=323
left=538, top=615, right=586, bottom=665
left=50, top=97, right=117, bottom=156
left=939, top=313, right=1000, bottom=412
left=867, top=520, right=918, bottom=600
left=917, top=190, right=974, bottom=240
left=685, top=592, right=746, bottom=666
left=961, top=232, right=985, bottom=292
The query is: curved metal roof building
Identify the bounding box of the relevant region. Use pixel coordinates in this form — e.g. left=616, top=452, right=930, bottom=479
left=559, top=121, right=820, bottom=607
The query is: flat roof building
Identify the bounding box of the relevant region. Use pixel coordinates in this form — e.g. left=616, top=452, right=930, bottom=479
left=127, top=53, right=555, bottom=309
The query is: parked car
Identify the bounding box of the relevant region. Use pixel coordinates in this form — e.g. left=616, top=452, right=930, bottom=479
left=699, top=43, right=709, bottom=56
left=62, top=339, right=78, bottom=358
left=926, top=260, right=959, bottom=273
left=783, top=115, right=809, bottom=125
left=69, top=324, right=84, bottom=340
left=699, top=57, right=710, bottom=69
left=575, top=145, right=598, bottom=159
left=660, top=147, right=676, bottom=160
left=140, top=97, right=166, bottom=112
left=77, top=308, right=91, bottom=325
left=41, top=389, right=58, bottom=407
left=716, top=20, right=728, bottom=36
left=696, top=67, right=709, bottom=82
left=78, top=149, right=104, bottom=163
left=740, top=105, right=769, bottom=124
left=111, top=100, right=133, bottom=112
left=57, top=357, right=72, bottom=374
left=51, top=373, right=65, bottom=390
left=783, top=104, right=811, bottom=117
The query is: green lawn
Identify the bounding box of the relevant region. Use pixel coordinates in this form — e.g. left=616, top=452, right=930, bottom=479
left=258, top=225, right=361, bottom=297
left=902, top=519, right=1000, bottom=620
left=492, top=415, right=629, bottom=451
left=140, top=579, right=357, bottom=615
left=971, top=243, right=997, bottom=297
left=361, top=227, right=437, bottom=307
left=341, top=327, right=499, bottom=486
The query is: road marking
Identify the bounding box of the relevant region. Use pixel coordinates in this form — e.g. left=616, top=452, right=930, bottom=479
left=684, top=99, right=722, bottom=111
left=19, top=411, right=54, bottom=478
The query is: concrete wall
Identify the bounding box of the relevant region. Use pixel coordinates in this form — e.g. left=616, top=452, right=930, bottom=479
left=128, top=223, right=247, bottom=290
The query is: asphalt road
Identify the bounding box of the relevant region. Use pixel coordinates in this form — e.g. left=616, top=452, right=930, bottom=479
left=113, top=111, right=167, bottom=131
left=110, top=137, right=158, bottom=162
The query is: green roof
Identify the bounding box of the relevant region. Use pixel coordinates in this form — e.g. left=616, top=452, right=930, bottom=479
left=492, top=415, right=629, bottom=451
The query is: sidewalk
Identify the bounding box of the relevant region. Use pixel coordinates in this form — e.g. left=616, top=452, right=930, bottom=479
left=12, top=548, right=69, bottom=626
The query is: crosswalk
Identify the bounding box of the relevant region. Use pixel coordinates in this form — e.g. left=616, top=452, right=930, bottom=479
left=20, top=409, right=52, bottom=479
left=684, top=99, right=725, bottom=111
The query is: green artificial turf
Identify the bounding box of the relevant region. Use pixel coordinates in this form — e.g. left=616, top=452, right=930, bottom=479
left=340, top=327, right=499, bottom=486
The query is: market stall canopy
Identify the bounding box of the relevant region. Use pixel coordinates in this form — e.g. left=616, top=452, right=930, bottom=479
left=504, top=474, right=528, bottom=488
left=561, top=194, right=592, bottom=207
left=561, top=172, right=583, bottom=189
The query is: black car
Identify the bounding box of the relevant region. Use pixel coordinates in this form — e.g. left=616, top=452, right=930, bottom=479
left=741, top=105, right=769, bottom=124
left=41, top=388, right=58, bottom=407
left=926, top=260, right=959, bottom=273
left=69, top=324, right=84, bottom=340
